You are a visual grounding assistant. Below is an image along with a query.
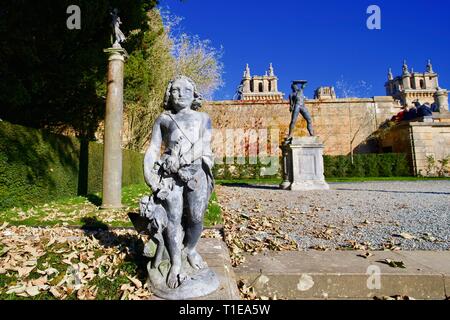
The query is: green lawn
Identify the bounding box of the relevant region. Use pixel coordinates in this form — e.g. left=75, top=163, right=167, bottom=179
left=0, top=184, right=222, bottom=228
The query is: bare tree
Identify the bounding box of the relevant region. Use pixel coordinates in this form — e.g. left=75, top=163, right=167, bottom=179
left=171, top=33, right=224, bottom=100
left=122, top=9, right=224, bottom=151
left=335, top=76, right=374, bottom=163
left=123, top=9, right=175, bottom=151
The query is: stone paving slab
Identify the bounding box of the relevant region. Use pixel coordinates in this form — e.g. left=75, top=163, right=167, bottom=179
left=197, top=238, right=240, bottom=300
left=234, top=250, right=450, bottom=299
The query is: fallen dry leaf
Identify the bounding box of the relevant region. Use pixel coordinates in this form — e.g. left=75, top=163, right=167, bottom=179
left=25, top=286, right=41, bottom=297
left=394, top=232, right=416, bottom=240
left=6, top=284, right=26, bottom=295
left=17, top=266, right=35, bottom=278
left=49, top=287, right=63, bottom=298
left=357, top=252, right=373, bottom=259
left=0, top=247, right=10, bottom=257
left=77, top=285, right=98, bottom=300
left=378, top=259, right=406, bottom=268
left=127, top=276, right=142, bottom=289
left=31, top=276, right=48, bottom=286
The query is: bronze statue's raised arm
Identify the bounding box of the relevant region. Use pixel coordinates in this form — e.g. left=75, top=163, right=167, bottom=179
left=144, top=117, right=163, bottom=191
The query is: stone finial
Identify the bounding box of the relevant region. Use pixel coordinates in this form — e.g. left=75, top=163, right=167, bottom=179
left=427, top=59, right=434, bottom=73
left=388, top=68, right=393, bottom=80
left=402, top=60, right=410, bottom=75
left=268, top=63, right=274, bottom=76
left=244, top=64, right=251, bottom=78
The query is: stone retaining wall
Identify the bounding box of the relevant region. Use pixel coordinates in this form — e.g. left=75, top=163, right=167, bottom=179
left=204, top=97, right=402, bottom=157
left=381, top=117, right=450, bottom=176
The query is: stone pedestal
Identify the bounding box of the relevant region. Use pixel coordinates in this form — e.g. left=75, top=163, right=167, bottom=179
left=280, top=137, right=329, bottom=191
left=101, top=47, right=127, bottom=209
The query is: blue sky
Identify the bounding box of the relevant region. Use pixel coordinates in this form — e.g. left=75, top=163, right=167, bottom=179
left=160, top=0, right=450, bottom=100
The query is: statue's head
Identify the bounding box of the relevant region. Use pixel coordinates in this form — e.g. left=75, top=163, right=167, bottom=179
left=163, top=75, right=203, bottom=112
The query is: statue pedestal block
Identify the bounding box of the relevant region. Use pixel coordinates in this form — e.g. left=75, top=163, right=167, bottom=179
left=280, top=137, right=329, bottom=191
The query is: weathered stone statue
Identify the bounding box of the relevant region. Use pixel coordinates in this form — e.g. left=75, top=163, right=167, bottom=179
left=110, top=8, right=126, bottom=48
left=287, top=80, right=314, bottom=142
left=139, top=75, right=218, bottom=299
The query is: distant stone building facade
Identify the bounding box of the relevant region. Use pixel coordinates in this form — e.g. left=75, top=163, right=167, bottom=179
left=238, top=64, right=284, bottom=101
left=203, top=60, right=449, bottom=175
left=385, top=60, right=449, bottom=110
left=103, top=60, right=448, bottom=175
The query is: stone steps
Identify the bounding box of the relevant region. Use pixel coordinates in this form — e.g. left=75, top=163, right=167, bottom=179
left=234, top=250, right=450, bottom=300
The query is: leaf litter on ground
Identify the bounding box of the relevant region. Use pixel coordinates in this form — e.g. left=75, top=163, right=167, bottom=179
left=0, top=225, right=154, bottom=300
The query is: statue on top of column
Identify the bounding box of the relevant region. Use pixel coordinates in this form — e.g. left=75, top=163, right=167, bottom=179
left=111, top=8, right=126, bottom=48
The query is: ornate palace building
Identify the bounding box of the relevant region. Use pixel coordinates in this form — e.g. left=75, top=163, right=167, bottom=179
left=238, top=63, right=284, bottom=101
left=385, top=60, right=448, bottom=110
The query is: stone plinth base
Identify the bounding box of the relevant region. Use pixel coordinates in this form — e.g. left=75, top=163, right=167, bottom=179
left=148, top=238, right=240, bottom=300
left=280, top=136, right=329, bottom=191
left=290, top=180, right=330, bottom=191
left=148, top=259, right=220, bottom=300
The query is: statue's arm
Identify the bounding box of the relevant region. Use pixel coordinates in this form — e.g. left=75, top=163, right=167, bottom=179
left=180, top=113, right=213, bottom=165
left=144, top=117, right=163, bottom=191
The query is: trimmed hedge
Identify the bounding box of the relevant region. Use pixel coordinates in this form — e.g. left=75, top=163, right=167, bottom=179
left=323, top=154, right=411, bottom=178
left=212, top=153, right=411, bottom=180
left=212, top=157, right=282, bottom=180
left=0, top=121, right=144, bottom=210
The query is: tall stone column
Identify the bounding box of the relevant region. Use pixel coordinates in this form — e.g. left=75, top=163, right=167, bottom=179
left=101, top=47, right=127, bottom=209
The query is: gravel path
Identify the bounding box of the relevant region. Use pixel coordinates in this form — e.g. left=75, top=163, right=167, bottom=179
left=217, top=181, right=450, bottom=251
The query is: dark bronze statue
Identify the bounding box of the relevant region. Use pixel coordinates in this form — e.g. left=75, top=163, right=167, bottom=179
left=110, top=8, right=126, bottom=48
left=287, top=80, right=314, bottom=141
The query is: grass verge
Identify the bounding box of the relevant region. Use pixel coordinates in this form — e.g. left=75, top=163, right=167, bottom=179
left=0, top=184, right=222, bottom=228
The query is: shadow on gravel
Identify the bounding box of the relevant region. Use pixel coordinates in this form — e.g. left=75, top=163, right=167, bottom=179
left=335, top=188, right=450, bottom=195
left=220, top=183, right=279, bottom=190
